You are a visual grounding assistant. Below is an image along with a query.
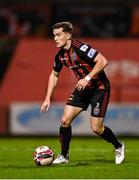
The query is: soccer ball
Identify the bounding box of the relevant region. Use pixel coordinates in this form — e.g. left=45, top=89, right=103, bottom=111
left=33, top=145, right=54, bottom=166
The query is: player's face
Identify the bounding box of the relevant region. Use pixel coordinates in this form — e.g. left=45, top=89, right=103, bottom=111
left=53, top=27, right=70, bottom=48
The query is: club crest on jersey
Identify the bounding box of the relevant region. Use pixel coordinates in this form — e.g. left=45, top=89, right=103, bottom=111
left=80, top=45, right=88, bottom=52
left=71, top=51, right=77, bottom=61
left=87, top=48, right=96, bottom=58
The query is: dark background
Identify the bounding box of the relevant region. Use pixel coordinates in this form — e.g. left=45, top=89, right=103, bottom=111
left=1, top=0, right=139, bottom=83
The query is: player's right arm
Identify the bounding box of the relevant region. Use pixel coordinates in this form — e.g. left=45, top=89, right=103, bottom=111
left=41, top=70, right=60, bottom=112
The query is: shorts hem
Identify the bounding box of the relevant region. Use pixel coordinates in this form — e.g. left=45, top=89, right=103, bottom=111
left=66, top=103, right=87, bottom=110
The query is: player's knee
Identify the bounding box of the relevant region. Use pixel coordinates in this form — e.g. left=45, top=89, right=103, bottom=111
left=91, top=125, right=102, bottom=135
left=61, top=117, right=71, bottom=127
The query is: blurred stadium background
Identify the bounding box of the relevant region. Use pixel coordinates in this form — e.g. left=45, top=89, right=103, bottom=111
left=0, top=0, right=139, bottom=136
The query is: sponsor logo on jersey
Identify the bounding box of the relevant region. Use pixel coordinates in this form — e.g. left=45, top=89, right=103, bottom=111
left=87, top=48, right=96, bottom=58
left=80, top=45, right=88, bottom=52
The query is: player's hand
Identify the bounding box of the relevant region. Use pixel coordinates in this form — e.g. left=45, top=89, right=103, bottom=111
left=40, top=99, right=51, bottom=112
left=76, top=78, right=89, bottom=91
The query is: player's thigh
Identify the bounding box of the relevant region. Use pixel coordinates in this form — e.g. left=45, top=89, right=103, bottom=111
left=90, top=90, right=110, bottom=117
left=66, top=88, right=90, bottom=110
left=61, top=105, right=83, bottom=126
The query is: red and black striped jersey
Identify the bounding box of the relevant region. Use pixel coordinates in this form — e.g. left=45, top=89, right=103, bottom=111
left=53, top=39, right=110, bottom=90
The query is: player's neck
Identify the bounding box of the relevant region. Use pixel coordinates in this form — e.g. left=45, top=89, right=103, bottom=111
left=63, top=39, right=72, bottom=50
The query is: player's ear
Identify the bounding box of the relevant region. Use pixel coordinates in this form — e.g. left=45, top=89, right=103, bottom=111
left=66, top=32, right=72, bottom=40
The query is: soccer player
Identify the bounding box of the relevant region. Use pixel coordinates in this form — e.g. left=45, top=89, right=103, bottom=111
left=41, top=21, right=125, bottom=164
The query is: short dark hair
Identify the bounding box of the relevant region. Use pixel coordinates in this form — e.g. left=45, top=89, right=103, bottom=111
left=52, top=21, right=73, bottom=34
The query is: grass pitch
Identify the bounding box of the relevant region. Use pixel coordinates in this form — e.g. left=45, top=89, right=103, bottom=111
left=0, top=136, right=139, bottom=179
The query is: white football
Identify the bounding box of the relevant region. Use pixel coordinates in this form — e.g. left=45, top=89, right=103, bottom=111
left=33, top=145, right=54, bottom=166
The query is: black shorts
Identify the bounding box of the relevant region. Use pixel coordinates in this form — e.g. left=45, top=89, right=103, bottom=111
left=66, top=88, right=110, bottom=117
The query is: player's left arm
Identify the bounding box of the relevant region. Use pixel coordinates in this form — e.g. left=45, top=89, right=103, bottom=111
left=87, top=53, right=108, bottom=79
left=76, top=53, right=108, bottom=91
